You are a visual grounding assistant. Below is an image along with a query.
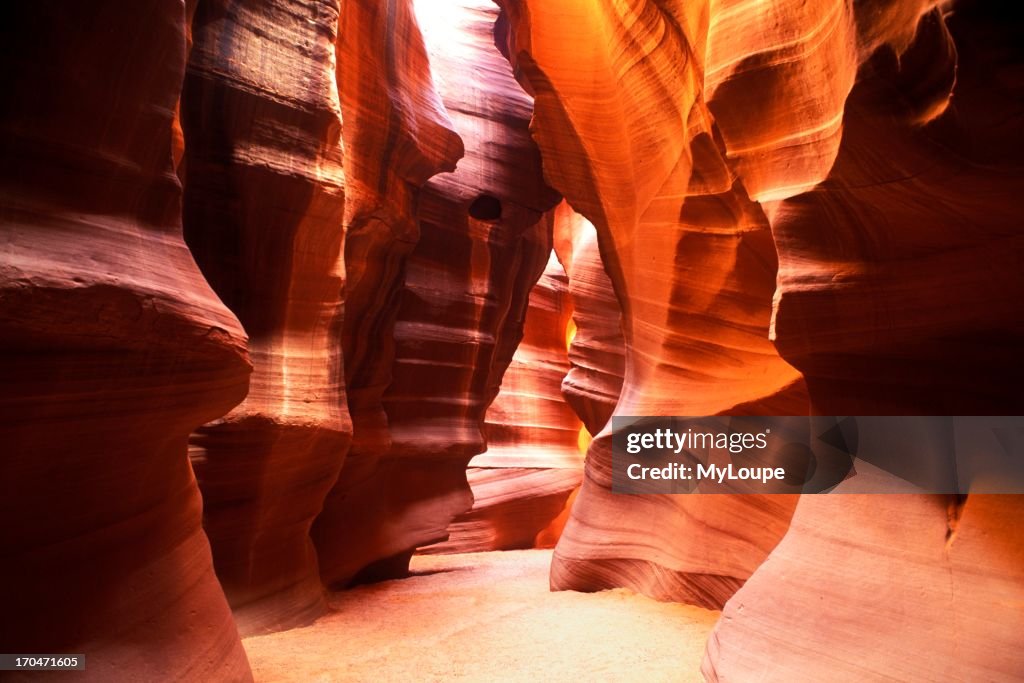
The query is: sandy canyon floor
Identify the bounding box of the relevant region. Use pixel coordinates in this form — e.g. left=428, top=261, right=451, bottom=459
left=243, top=550, right=718, bottom=682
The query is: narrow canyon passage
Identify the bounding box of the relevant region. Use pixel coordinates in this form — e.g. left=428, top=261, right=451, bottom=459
left=2, top=1, right=1023, bottom=682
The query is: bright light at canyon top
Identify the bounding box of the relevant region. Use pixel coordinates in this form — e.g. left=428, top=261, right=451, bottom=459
left=414, top=0, right=474, bottom=68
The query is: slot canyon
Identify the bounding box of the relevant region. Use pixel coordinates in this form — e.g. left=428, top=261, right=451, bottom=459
left=1, top=0, right=1022, bottom=681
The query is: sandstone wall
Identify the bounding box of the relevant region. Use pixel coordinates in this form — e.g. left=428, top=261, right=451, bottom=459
left=425, top=250, right=582, bottom=554
left=181, top=0, right=353, bottom=636
left=499, top=0, right=807, bottom=608
left=1, top=2, right=252, bottom=679
left=704, top=4, right=1024, bottom=679
left=314, top=0, right=559, bottom=586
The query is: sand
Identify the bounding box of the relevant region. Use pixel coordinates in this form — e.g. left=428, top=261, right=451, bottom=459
left=243, top=549, right=719, bottom=682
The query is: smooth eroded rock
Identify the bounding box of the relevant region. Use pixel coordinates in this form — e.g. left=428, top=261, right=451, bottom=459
left=182, top=0, right=354, bottom=636
left=500, top=0, right=807, bottom=608
left=1, top=2, right=252, bottom=679
left=315, top=0, right=559, bottom=586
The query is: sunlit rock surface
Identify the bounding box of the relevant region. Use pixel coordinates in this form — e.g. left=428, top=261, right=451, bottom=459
left=769, top=4, right=1021, bottom=416
left=499, top=0, right=807, bottom=608
left=315, top=0, right=559, bottom=586
left=1, top=1, right=252, bottom=679
left=705, top=493, right=1024, bottom=682
left=704, top=4, right=1024, bottom=680
left=2, top=0, right=1021, bottom=678
left=557, top=204, right=625, bottom=437
left=424, top=252, right=583, bottom=555
left=181, top=0, right=353, bottom=635
left=311, top=0, right=463, bottom=588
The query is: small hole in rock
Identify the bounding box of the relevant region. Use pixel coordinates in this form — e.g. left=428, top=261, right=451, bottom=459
left=469, top=194, right=502, bottom=221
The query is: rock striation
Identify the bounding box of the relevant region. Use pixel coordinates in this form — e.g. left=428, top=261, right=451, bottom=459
left=556, top=203, right=625, bottom=437
left=704, top=493, right=1024, bottom=681
left=314, top=0, right=559, bottom=586
left=181, top=0, right=352, bottom=635
left=498, top=1, right=1022, bottom=673
left=311, top=0, right=464, bottom=587
left=1, top=1, right=252, bottom=679
left=424, top=251, right=583, bottom=555
left=4, top=0, right=1022, bottom=678
left=703, top=3, right=1024, bottom=680
left=499, top=0, right=807, bottom=608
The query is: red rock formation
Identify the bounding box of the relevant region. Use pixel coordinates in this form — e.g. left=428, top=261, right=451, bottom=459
left=703, top=4, right=1024, bottom=679
left=315, top=0, right=559, bottom=586
left=0, top=1, right=252, bottom=679
left=769, top=5, right=1020, bottom=416
left=6, top=0, right=1020, bottom=677
left=424, top=251, right=583, bottom=554
left=557, top=204, right=625, bottom=436
left=311, top=0, right=463, bottom=586
left=180, top=0, right=352, bottom=635
left=499, top=0, right=807, bottom=608
left=328, top=0, right=463, bottom=513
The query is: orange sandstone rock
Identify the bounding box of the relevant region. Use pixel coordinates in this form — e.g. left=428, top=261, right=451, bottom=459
left=704, top=4, right=1024, bottom=679
left=499, top=0, right=806, bottom=608
left=312, top=0, right=463, bottom=588
left=557, top=204, right=625, bottom=436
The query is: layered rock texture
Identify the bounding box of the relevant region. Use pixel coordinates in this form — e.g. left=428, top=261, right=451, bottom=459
left=500, top=0, right=1024, bottom=678
left=425, top=251, right=583, bottom=554
left=180, top=0, right=353, bottom=636
left=313, top=0, right=559, bottom=586
left=4, top=0, right=1022, bottom=679
left=1, top=1, right=252, bottom=679
left=499, top=0, right=808, bottom=608
left=557, top=204, right=625, bottom=437
left=701, top=4, right=1024, bottom=680
left=316, top=0, right=463, bottom=587
left=1, top=0, right=557, bottom=664
left=311, top=0, right=464, bottom=586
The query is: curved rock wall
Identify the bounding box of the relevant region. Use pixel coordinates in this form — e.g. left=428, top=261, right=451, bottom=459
left=5, top=0, right=1021, bottom=677
left=496, top=0, right=1024, bottom=677
left=557, top=203, right=625, bottom=437
left=499, top=0, right=807, bottom=608
left=703, top=4, right=1024, bottom=679
left=310, top=0, right=464, bottom=587
left=181, top=0, right=352, bottom=635
left=424, top=250, right=583, bottom=555
left=314, top=0, right=559, bottom=586
left=1, top=1, right=252, bottom=679
left=705, top=493, right=1024, bottom=681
